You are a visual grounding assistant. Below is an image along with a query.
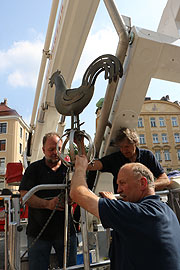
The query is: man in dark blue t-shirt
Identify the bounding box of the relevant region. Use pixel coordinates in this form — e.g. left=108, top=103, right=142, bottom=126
left=87, top=128, right=170, bottom=192
left=70, top=155, right=180, bottom=270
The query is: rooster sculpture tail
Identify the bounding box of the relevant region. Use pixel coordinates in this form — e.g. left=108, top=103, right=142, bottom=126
left=49, top=54, right=123, bottom=116
left=82, top=54, right=123, bottom=86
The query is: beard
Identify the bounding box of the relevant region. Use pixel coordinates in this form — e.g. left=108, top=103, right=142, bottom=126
left=45, top=156, right=60, bottom=164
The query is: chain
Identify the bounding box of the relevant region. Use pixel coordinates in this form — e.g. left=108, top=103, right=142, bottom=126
left=20, top=191, right=65, bottom=259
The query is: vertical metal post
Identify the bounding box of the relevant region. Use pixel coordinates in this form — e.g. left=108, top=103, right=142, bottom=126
left=80, top=208, right=90, bottom=270
left=63, top=186, right=68, bottom=269
left=59, top=123, right=96, bottom=269
left=12, top=195, right=21, bottom=269
left=94, top=232, right=100, bottom=264
left=63, top=169, right=71, bottom=270
left=4, top=198, right=9, bottom=270
left=7, top=195, right=21, bottom=270
left=9, top=223, right=18, bottom=268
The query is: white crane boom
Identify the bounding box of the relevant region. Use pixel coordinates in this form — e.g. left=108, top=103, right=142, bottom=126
left=30, top=0, right=100, bottom=162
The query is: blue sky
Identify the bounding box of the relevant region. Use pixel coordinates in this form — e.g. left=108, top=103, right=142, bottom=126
left=2, top=0, right=179, bottom=138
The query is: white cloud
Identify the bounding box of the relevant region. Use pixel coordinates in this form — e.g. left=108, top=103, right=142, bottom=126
left=8, top=71, right=25, bottom=87
left=0, top=38, right=44, bottom=88
left=8, top=70, right=38, bottom=88
left=1, top=26, right=118, bottom=89
left=73, top=27, right=119, bottom=83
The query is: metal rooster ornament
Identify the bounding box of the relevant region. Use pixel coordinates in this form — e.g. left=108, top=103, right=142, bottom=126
left=49, top=54, right=123, bottom=117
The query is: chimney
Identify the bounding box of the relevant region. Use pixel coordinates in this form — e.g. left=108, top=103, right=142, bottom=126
left=1, top=98, right=8, bottom=105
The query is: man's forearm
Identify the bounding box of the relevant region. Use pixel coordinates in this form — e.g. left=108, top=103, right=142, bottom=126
left=70, top=157, right=100, bottom=218
left=155, top=173, right=170, bottom=191
left=70, top=167, right=88, bottom=198
left=87, top=160, right=103, bottom=171
left=20, top=191, right=57, bottom=210
left=26, top=194, right=50, bottom=208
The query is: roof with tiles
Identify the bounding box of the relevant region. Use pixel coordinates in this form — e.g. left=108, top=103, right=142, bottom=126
left=0, top=98, right=19, bottom=117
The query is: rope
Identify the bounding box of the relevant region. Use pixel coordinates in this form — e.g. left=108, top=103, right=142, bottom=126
left=20, top=191, right=65, bottom=259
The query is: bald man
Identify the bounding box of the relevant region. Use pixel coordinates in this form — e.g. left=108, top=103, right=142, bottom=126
left=70, top=155, right=180, bottom=270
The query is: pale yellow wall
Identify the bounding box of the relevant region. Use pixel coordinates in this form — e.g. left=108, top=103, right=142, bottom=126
left=136, top=100, right=180, bottom=172
left=0, top=116, right=29, bottom=176
left=7, top=118, right=16, bottom=161
left=96, top=100, right=180, bottom=173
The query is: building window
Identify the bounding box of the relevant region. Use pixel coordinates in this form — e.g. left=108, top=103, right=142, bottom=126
left=139, top=134, right=146, bottom=144
left=155, top=150, right=161, bottom=161
left=171, top=117, right=178, bottom=127
left=177, top=150, right=180, bottom=161
left=19, top=143, right=22, bottom=154
left=174, top=133, right=180, bottom=143
left=162, top=133, right=168, bottom=143
left=153, top=134, right=159, bottom=144
left=0, top=140, right=6, bottom=151
left=0, top=123, right=7, bottom=134
left=159, top=117, right=165, bottom=127
left=150, top=117, right=156, bottom=127
left=164, top=150, right=170, bottom=161
left=0, top=158, right=5, bottom=174
left=25, top=132, right=28, bottom=141
left=20, top=127, right=23, bottom=139
left=138, top=118, right=144, bottom=128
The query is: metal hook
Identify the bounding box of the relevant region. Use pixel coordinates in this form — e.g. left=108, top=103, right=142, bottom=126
left=56, top=129, right=95, bottom=167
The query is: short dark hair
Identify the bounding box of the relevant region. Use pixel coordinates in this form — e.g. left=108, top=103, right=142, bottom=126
left=42, top=132, right=61, bottom=146
left=115, top=128, right=139, bottom=146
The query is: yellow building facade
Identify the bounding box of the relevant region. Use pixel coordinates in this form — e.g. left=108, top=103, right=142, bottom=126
left=0, top=99, right=30, bottom=188
left=136, top=98, right=180, bottom=173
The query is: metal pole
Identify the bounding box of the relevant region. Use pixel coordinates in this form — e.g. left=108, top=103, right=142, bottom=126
left=94, top=0, right=129, bottom=156
left=80, top=208, right=90, bottom=270
left=63, top=171, right=70, bottom=270
left=12, top=195, right=21, bottom=270
left=103, top=0, right=129, bottom=63
left=9, top=223, right=17, bottom=269
left=30, top=0, right=59, bottom=130
left=4, top=198, right=9, bottom=270
left=22, top=184, right=67, bottom=205
left=58, top=259, right=110, bottom=269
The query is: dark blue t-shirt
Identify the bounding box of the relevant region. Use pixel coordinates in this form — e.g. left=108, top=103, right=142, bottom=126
left=99, top=195, right=180, bottom=270
left=100, top=148, right=164, bottom=192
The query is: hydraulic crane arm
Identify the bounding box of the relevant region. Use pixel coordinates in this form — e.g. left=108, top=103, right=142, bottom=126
left=30, top=0, right=100, bottom=162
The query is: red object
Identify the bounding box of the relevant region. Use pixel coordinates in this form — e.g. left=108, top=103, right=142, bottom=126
left=64, top=155, right=70, bottom=162
left=20, top=205, right=28, bottom=219
left=72, top=203, right=77, bottom=213
left=0, top=207, right=5, bottom=231
left=0, top=222, right=4, bottom=231
left=5, top=162, right=23, bottom=183
left=0, top=205, right=28, bottom=231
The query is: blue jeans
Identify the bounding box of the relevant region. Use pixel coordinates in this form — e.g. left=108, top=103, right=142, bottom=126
left=28, top=234, right=77, bottom=270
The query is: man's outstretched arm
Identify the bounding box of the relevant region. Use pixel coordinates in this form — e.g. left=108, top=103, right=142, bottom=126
left=70, top=155, right=100, bottom=218
left=155, top=173, right=170, bottom=191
